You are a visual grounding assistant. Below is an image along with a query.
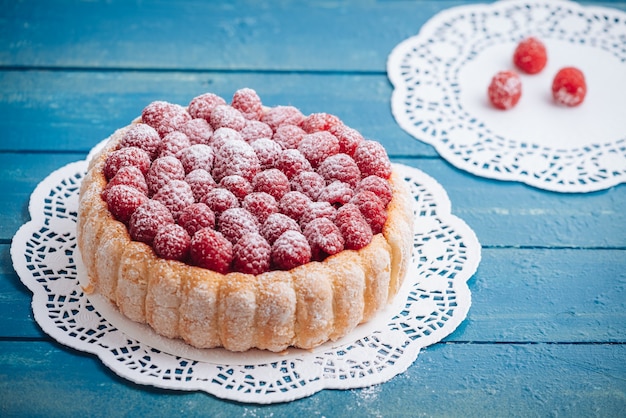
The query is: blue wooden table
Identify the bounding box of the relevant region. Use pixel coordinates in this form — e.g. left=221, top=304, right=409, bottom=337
left=2, top=1, right=625, bottom=416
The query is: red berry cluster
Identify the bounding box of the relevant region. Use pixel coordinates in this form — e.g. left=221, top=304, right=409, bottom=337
left=488, top=37, right=587, bottom=110
left=102, top=88, right=394, bottom=274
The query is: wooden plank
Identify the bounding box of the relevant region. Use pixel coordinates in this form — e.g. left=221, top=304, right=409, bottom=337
left=0, top=341, right=623, bottom=416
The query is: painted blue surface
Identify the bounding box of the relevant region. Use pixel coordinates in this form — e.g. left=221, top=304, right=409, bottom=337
left=1, top=1, right=625, bottom=416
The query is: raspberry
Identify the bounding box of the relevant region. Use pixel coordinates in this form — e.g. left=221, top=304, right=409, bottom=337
left=303, top=217, right=345, bottom=260
left=261, top=213, right=301, bottom=245
left=329, top=124, right=364, bottom=156
left=190, top=227, right=233, bottom=273
left=188, top=93, right=227, bottom=121
left=105, top=184, right=149, bottom=223
left=158, top=131, right=191, bottom=158
left=271, top=230, right=311, bottom=270
left=102, top=165, right=149, bottom=200
left=129, top=199, right=175, bottom=245
left=252, top=168, right=290, bottom=200
left=275, top=149, right=313, bottom=179
left=272, top=124, right=306, bottom=149
left=146, top=156, right=185, bottom=196
left=119, top=124, right=161, bottom=159
left=232, top=232, right=271, bottom=275
left=219, top=175, right=253, bottom=201
left=357, top=175, right=393, bottom=206
left=185, top=169, right=217, bottom=202
left=317, top=153, right=361, bottom=187
left=210, top=104, right=246, bottom=131
left=317, top=181, right=354, bottom=207
left=218, top=207, right=259, bottom=244
left=209, top=127, right=244, bottom=152
left=178, top=118, right=214, bottom=145
left=298, top=131, right=340, bottom=168
left=103, top=146, right=151, bottom=180
left=231, top=88, right=264, bottom=121
left=334, top=203, right=373, bottom=250
left=201, top=187, right=239, bottom=215
left=152, top=179, right=195, bottom=221
left=350, top=190, right=387, bottom=234
left=241, top=120, right=273, bottom=143
left=153, top=224, right=191, bottom=261
left=177, top=202, right=216, bottom=236
left=212, top=139, right=260, bottom=183
left=141, top=101, right=191, bottom=137
left=552, top=67, right=587, bottom=107
left=290, top=171, right=325, bottom=200
left=300, top=112, right=342, bottom=133
left=278, top=191, right=311, bottom=222
left=242, top=192, right=278, bottom=224
left=353, top=140, right=392, bottom=179
left=299, top=201, right=336, bottom=229
left=513, top=37, right=547, bottom=75
left=262, top=106, right=305, bottom=131
left=177, top=144, right=215, bottom=174
left=251, top=138, right=282, bottom=170
left=487, top=70, right=522, bottom=110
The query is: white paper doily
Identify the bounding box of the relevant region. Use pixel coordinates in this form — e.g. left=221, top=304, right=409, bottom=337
left=388, top=0, right=626, bottom=193
left=11, top=158, right=480, bottom=403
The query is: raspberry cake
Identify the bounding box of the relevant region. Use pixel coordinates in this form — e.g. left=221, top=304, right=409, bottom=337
left=77, top=88, right=414, bottom=352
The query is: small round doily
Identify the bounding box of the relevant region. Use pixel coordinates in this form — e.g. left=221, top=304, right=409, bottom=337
left=11, top=159, right=480, bottom=404
left=388, top=0, right=626, bottom=193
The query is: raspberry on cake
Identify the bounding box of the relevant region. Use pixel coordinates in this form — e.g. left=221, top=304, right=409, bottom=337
left=77, top=88, right=414, bottom=353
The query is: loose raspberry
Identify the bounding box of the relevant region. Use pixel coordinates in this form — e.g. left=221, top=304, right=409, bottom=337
left=119, top=124, right=161, bottom=159
left=329, top=124, right=364, bottom=156
left=303, top=217, right=345, bottom=260
left=262, top=106, right=305, bottom=131
left=177, top=144, right=215, bottom=174
left=298, top=131, right=340, bottom=168
left=212, top=139, right=261, bottom=182
left=241, top=120, right=273, bottom=143
left=271, top=230, right=311, bottom=270
left=146, top=156, right=185, bottom=196
left=218, top=207, right=259, bottom=244
left=153, top=224, right=191, bottom=261
left=158, top=131, right=191, bottom=158
left=219, top=175, right=253, bottom=201
left=290, top=171, right=325, bottom=200
left=350, top=190, right=387, bottom=234
left=275, top=149, right=313, bottom=179
left=242, top=192, right=278, bottom=224
left=300, top=112, right=342, bottom=133
left=231, top=88, right=264, bottom=121
left=201, top=187, right=240, bottom=215
left=299, top=201, right=336, bottom=229
left=334, top=203, right=373, bottom=250
left=272, top=124, right=306, bottom=149
left=152, top=179, right=195, bottom=220
left=141, top=101, right=191, bottom=137
left=178, top=118, right=214, bottom=145
left=251, top=138, right=282, bottom=170
left=103, top=146, right=151, bottom=180
left=232, top=232, right=271, bottom=275
left=552, top=67, right=587, bottom=107
left=102, top=165, right=149, bottom=200
left=353, top=140, right=392, bottom=179
left=252, top=168, right=290, bottom=200
left=209, top=104, right=246, bottom=131
left=317, top=153, right=361, bottom=187
left=185, top=169, right=217, bottom=202
left=317, top=181, right=354, bottom=207
left=177, top=202, right=216, bottom=236
left=190, top=227, right=233, bottom=273
left=188, top=93, right=227, bottom=121
left=261, top=213, right=301, bottom=245
left=129, top=199, right=175, bottom=245
left=209, top=127, right=244, bottom=152
left=487, top=70, right=522, bottom=110
left=357, top=175, right=393, bottom=206
left=105, top=184, right=149, bottom=223
left=278, top=191, right=312, bottom=222
left=513, top=37, right=547, bottom=75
